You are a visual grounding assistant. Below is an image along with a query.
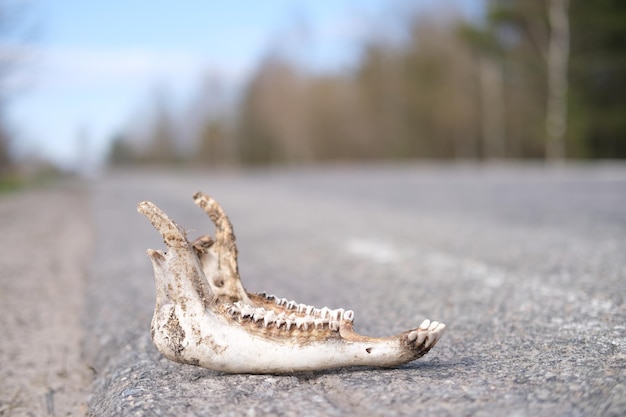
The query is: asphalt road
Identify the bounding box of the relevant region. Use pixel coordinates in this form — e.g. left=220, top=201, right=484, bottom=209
left=0, top=186, right=91, bottom=417
left=84, top=164, right=625, bottom=416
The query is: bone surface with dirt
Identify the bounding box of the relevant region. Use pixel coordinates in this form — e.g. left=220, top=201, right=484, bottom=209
left=137, top=192, right=445, bottom=374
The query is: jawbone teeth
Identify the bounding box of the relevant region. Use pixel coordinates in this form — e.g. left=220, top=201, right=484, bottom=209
left=252, top=308, right=265, bottom=323
left=262, top=310, right=276, bottom=328
left=226, top=302, right=344, bottom=332
left=138, top=192, right=446, bottom=374
left=274, top=312, right=287, bottom=329
left=343, top=310, right=355, bottom=322
left=329, top=321, right=340, bottom=332
left=259, top=292, right=354, bottom=323
left=314, top=318, right=325, bottom=330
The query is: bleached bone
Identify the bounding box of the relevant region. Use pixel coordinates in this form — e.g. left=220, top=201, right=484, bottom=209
left=137, top=192, right=446, bottom=374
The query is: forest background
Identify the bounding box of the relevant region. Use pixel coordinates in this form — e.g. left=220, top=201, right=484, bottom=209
left=1, top=0, right=625, bottom=180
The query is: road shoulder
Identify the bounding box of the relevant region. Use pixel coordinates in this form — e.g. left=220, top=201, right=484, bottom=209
left=0, top=186, right=93, bottom=417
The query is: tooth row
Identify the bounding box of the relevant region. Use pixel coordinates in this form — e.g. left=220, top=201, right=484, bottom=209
left=227, top=302, right=350, bottom=331
left=257, top=293, right=354, bottom=322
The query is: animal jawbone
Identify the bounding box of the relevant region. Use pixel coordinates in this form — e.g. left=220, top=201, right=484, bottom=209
left=137, top=192, right=445, bottom=374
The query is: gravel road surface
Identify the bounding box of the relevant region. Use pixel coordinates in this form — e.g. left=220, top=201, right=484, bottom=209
left=1, top=164, right=624, bottom=416
left=85, top=164, right=625, bottom=417
left=0, top=185, right=92, bottom=416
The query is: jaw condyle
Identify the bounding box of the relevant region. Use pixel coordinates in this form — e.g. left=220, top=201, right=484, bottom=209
left=137, top=192, right=446, bottom=374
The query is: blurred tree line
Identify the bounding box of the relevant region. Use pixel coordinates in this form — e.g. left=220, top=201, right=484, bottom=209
left=0, top=0, right=62, bottom=186
left=0, top=0, right=23, bottom=179
left=109, top=0, right=625, bottom=167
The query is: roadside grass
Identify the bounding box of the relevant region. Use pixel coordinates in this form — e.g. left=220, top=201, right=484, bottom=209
left=0, top=169, right=77, bottom=195
left=0, top=176, right=24, bottom=194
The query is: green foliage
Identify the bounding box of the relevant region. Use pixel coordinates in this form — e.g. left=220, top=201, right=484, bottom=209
left=570, top=0, right=626, bottom=158
left=0, top=175, right=22, bottom=193
left=0, top=129, right=12, bottom=177
left=458, top=26, right=499, bottom=57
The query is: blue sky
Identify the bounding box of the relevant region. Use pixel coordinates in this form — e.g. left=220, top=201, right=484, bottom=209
left=7, top=0, right=481, bottom=170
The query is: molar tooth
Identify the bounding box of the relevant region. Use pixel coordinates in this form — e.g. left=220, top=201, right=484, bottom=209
left=241, top=305, right=255, bottom=318
left=263, top=311, right=277, bottom=327
left=287, top=301, right=297, bottom=310
left=330, top=310, right=338, bottom=321
left=288, top=313, right=297, bottom=321
left=305, top=305, right=314, bottom=316
left=285, top=319, right=294, bottom=331
left=331, top=308, right=344, bottom=322
left=295, top=317, right=305, bottom=330
left=314, top=318, right=326, bottom=329
left=252, top=308, right=265, bottom=322
left=275, top=312, right=286, bottom=328
left=295, top=316, right=314, bottom=331
left=318, top=307, right=330, bottom=319
left=297, top=303, right=307, bottom=313
left=305, top=316, right=315, bottom=330
left=343, top=310, right=354, bottom=322
left=329, top=321, right=339, bottom=331
left=229, top=302, right=243, bottom=316
left=227, top=305, right=240, bottom=316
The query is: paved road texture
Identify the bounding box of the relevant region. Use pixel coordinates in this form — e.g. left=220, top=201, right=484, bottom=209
left=84, top=164, right=625, bottom=417
left=0, top=186, right=91, bottom=416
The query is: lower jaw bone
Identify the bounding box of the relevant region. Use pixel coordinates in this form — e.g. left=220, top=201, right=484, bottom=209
left=137, top=192, right=446, bottom=374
